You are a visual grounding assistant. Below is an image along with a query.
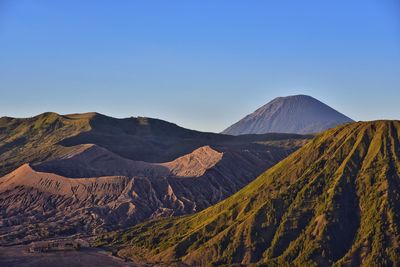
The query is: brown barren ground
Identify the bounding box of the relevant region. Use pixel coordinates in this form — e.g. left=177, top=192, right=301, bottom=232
left=0, top=245, right=143, bottom=267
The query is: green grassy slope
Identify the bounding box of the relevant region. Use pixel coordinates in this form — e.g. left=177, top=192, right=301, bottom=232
left=0, top=112, right=92, bottom=176
left=102, top=121, right=400, bottom=266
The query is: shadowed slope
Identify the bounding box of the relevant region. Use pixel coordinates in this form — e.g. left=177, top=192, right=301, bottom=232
left=32, top=144, right=170, bottom=178
left=104, top=121, right=400, bottom=266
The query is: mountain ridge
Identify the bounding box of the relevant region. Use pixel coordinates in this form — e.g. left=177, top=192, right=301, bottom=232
left=0, top=111, right=310, bottom=176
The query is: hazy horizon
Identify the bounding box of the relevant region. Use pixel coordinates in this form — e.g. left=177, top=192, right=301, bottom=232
left=1, top=0, right=399, bottom=132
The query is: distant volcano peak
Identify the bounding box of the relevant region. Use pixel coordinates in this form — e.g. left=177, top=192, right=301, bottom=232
left=222, top=95, right=353, bottom=135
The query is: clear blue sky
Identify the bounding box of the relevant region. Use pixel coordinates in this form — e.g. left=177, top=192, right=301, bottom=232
left=1, top=0, right=399, bottom=132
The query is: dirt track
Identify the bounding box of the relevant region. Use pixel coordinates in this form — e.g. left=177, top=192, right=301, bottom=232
left=0, top=245, right=142, bottom=267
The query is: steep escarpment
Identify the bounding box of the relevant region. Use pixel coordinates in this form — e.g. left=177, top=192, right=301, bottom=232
left=105, top=121, right=400, bottom=266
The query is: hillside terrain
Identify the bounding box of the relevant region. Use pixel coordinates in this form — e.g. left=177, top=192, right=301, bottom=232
left=222, top=95, right=353, bottom=135
left=104, top=121, right=400, bottom=266
left=0, top=112, right=308, bottom=176
left=0, top=112, right=309, bottom=244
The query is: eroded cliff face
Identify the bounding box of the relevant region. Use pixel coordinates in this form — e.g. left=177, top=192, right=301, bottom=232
left=0, top=144, right=293, bottom=244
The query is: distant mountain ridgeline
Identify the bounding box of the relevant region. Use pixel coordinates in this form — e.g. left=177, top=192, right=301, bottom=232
left=0, top=112, right=309, bottom=176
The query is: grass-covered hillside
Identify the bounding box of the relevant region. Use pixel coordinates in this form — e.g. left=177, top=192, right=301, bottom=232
left=0, top=112, right=92, bottom=176
left=101, top=121, right=400, bottom=266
